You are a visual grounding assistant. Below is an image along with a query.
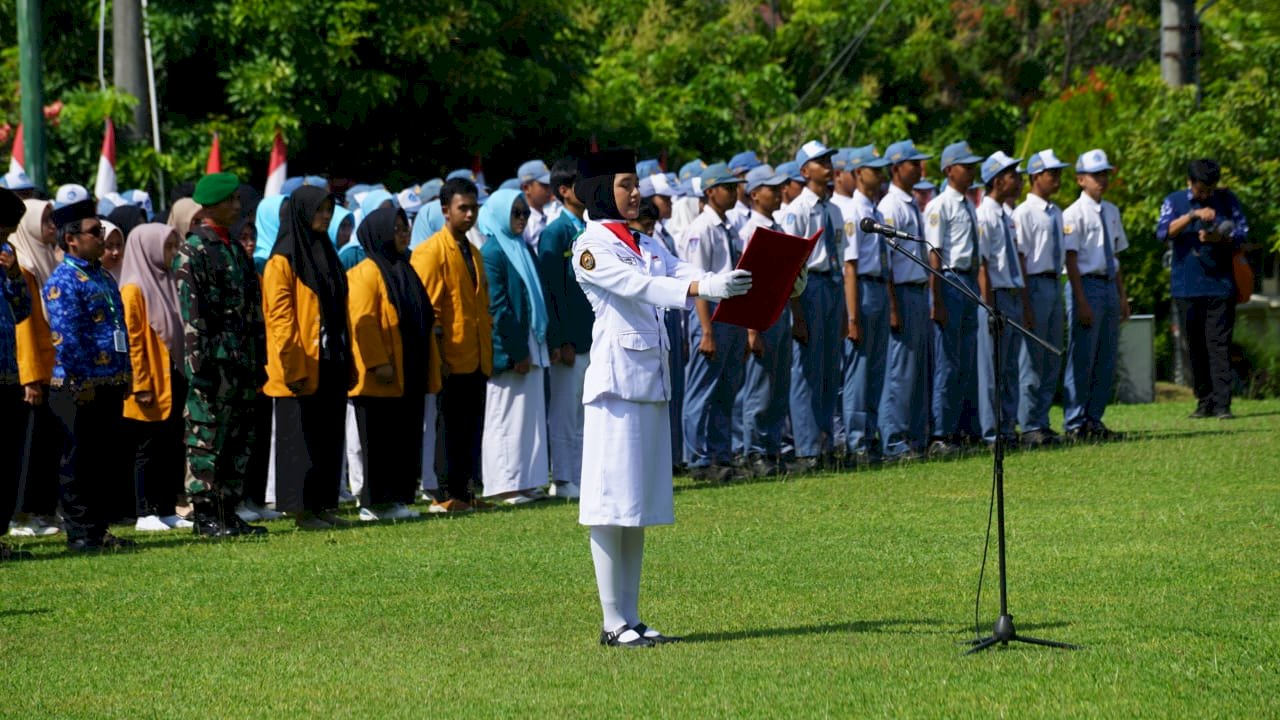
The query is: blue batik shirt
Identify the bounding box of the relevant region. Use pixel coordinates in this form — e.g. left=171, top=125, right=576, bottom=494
left=1156, top=188, right=1248, bottom=299
left=1, top=242, right=33, bottom=384
left=44, top=254, right=131, bottom=391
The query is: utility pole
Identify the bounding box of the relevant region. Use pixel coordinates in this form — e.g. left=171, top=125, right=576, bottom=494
left=16, top=0, right=46, bottom=187
left=1160, top=0, right=1195, bottom=88
left=113, top=0, right=151, bottom=139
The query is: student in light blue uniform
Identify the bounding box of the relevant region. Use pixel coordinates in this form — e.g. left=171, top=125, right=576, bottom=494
left=923, top=141, right=984, bottom=457
left=1013, top=150, right=1070, bottom=446
left=735, top=164, right=798, bottom=477
left=781, top=141, right=846, bottom=472
left=1061, top=149, right=1130, bottom=440
left=877, top=140, right=933, bottom=461
left=838, top=145, right=891, bottom=463
left=682, top=166, right=747, bottom=481
left=975, top=151, right=1031, bottom=445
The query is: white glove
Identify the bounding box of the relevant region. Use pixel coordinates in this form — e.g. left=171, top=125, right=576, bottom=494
left=790, top=265, right=808, bottom=299
left=698, top=269, right=753, bottom=300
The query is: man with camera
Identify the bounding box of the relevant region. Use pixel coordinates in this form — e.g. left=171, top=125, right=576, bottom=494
left=1156, top=159, right=1249, bottom=420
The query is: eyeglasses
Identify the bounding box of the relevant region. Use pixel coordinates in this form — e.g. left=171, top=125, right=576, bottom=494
left=510, top=209, right=531, bottom=219
left=78, top=224, right=104, bottom=237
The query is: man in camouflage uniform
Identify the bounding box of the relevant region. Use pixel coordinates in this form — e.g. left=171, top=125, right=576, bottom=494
left=175, top=172, right=268, bottom=537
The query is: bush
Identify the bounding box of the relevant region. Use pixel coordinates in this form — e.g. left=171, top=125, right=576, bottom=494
left=1232, top=319, right=1280, bottom=399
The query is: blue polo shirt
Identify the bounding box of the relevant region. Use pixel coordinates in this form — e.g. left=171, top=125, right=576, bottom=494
left=1156, top=188, right=1248, bottom=299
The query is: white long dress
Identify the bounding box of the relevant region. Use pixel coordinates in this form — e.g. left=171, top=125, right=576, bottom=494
left=573, top=219, right=705, bottom=527
left=481, top=330, right=549, bottom=496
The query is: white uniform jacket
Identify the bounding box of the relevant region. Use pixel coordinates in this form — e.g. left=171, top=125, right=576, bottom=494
left=573, top=219, right=705, bottom=405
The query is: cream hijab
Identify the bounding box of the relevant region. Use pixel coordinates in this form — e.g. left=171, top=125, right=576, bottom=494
left=118, top=223, right=183, bottom=361
left=7, top=199, right=60, bottom=287
left=168, top=198, right=202, bottom=237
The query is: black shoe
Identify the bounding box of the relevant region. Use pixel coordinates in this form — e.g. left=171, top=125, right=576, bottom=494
left=785, top=456, right=824, bottom=474
left=1188, top=407, right=1212, bottom=419
left=1088, top=423, right=1123, bottom=441
left=599, top=625, right=655, bottom=648
left=884, top=448, right=923, bottom=463
left=689, top=464, right=734, bottom=482
left=67, top=537, right=103, bottom=553
left=927, top=439, right=961, bottom=459
left=745, top=456, right=781, bottom=478
left=1215, top=410, right=1235, bottom=420
left=0, top=542, right=33, bottom=561
left=192, top=510, right=239, bottom=538
left=100, top=532, right=136, bottom=550
left=633, top=622, right=683, bottom=644
left=224, top=512, right=268, bottom=536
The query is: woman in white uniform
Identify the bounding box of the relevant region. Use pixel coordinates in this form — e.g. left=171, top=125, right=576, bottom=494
left=572, top=150, right=752, bottom=647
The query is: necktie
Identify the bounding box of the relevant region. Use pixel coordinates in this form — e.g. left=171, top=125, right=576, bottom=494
left=819, top=201, right=837, bottom=271
left=1048, top=202, right=1062, bottom=273
left=909, top=199, right=925, bottom=270
left=1101, top=205, right=1116, bottom=278
left=1001, top=208, right=1021, bottom=287
left=963, top=198, right=980, bottom=271
left=726, top=222, right=741, bottom=267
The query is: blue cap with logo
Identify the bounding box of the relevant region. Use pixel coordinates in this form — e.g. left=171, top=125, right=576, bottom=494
left=640, top=173, right=679, bottom=198
left=850, top=145, right=891, bottom=169
left=885, top=139, right=932, bottom=165
left=831, top=148, right=857, bottom=172
left=635, top=158, right=662, bottom=179
left=419, top=178, right=443, bottom=201
left=1075, top=149, right=1114, bottom=174
left=1025, top=149, right=1069, bottom=176
left=940, top=141, right=983, bottom=169
left=795, top=139, right=837, bottom=165
left=0, top=170, right=35, bottom=191
left=517, top=160, right=550, bottom=185
left=700, top=165, right=744, bottom=191
left=775, top=160, right=804, bottom=183
left=913, top=178, right=937, bottom=192
left=397, top=185, right=424, bottom=216
left=678, top=159, right=707, bottom=182
left=980, top=151, right=1022, bottom=185
left=728, top=151, right=763, bottom=174
left=499, top=177, right=522, bottom=191
left=744, top=164, right=789, bottom=192
left=55, top=184, right=91, bottom=209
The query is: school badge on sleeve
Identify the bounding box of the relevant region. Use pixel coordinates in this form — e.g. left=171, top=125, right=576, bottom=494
left=1063, top=224, right=1074, bottom=235
left=580, top=250, right=595, bottom=271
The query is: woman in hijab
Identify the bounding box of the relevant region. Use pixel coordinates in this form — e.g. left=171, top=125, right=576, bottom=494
left=346, top=207, right=440, bottom=521
left=119, top=224, right=192, bottom=532
left=252, top=195, right=287, bottom=276
left=231, top=217, right=256, bottom=258
left=409, top=198, right=444, bottom=250
left=262, top=186, right=352, bottom=529
left=570, top=149, right=750, bottom=647
left=107, top=204, right=146, bottom=241
left=167, top=198, right=203, bottom=239
left=339, top=190, right=396, bottom=271
left=477, top=188, right=550, bottom=505
left=6, top=199, right=62, bottom=537
left=327, top=206, right=353, bottom=251
left=99, top=221, right=125, bottom=282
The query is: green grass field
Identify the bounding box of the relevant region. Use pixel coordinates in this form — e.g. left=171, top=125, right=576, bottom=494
left=3, top=399, right=1278, bottom=718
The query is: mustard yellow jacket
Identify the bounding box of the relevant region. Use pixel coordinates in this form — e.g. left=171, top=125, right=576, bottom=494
left=410, top=228, right=493, bottom=377
left=262, top=254, right=323, bottom=397
left=347, top=258, right=442, bottom=397
left=120, top=283, right=175, bottom=421
left=15, top=268, right=54, bottom=386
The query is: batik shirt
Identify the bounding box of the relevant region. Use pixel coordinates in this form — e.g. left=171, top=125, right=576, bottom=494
left=1, top=243, right=33, bottom=384
left=174, top=223, right=265, bottom=389
left=44, top=254, right=130, bottom=391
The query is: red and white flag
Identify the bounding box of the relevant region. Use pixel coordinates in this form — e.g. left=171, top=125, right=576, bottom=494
left=206, top=133, right=222, bottom=174
left=94, top=118, right=117, bottom=198
left=264, top=131, right=287, bottom=197
left=7, top=123, right=24, bottom=176
left=471, top=153, right=486, bottom=193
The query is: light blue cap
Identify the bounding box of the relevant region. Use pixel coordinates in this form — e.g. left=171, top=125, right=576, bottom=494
left=678, top=159, right=708, bottom=182
left=700, top=165, right=745, bottom=191
left=744, top=164, right=788, bottom=192
left=885, top=140, right=932, bottom=164
left=795, top=139, right=837, bottom=165
left=419, top=178, right=443, bottom=201
left=775, top=161, right=804, bottom=183
left=980, top=151, right=1022, bottom=185
left=849, top=145, right=891, bottom=169
left=55, top=184, right=91, bottom=209
left=940, top=141, right=983, bottom=169
left=0, top=170, right=35, bottom=191
left=499, top=177, right=522, bottom=191
left=280, top=176, right=304, bottom=195
left=728, top=151, right=762, bottom=174
left=1075, top=149, right=1114, bottom=173
left=635, top=158, right=662, bottom=178
left=302, top=175, right=329, bottom=191
left=913, top=178, right=936, bottom=192
left=517, top=160, right=550, bottom=185
left=1025, top=150, right=1069, bottom=175
left=831, top=148, right=858, bottom=172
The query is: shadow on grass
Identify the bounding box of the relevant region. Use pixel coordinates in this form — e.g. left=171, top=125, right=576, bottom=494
left=0, top=608, right=53, bottom=620
left=682, top=617, right=950, bottom=644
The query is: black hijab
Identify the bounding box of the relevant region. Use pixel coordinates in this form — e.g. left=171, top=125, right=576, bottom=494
left=271, top=186, right=349, bottom=362
left=357, top=206, right=433, bottom=394
left=107, top=205, right=147, bottom=240
left=573, top=148, right=637, bottom=222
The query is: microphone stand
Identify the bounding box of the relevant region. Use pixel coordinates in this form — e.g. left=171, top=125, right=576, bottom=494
left=873, top=226, right=1079, bottom=655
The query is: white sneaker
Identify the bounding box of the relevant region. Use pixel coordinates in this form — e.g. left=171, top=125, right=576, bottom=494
left=383, top=503, right=421, bottom=520
left=235, top=503, right=262, bottom=522
left=358, top=507, right=380, bottom=522
left=243, top=500, right=283, bottom=521
left=135, top=514, right=172, bottom=532
left=548, top=482, right=580, bottom=499
left=524, top=487, right=549, bottom=501
left=161, top=514, right=194, bottom=529
left=8, top=521, right=35, bottom=537
left=9, top=518, right=60, bottom=537
left=503, top=494, right=535, bottom=506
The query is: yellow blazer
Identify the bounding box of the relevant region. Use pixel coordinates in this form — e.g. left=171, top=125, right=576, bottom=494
left=347, top=259, right=442, bottom=397
left=262, top=254, right=322, bottom=397
left=15, top=268, right=55, bottom=386
left=410, top=228, right=493, bottom=377
left=120, top=283, right=174, bottom=421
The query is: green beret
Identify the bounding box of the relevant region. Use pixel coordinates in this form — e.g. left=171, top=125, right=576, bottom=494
left=193, top=172, right=241, bottom=206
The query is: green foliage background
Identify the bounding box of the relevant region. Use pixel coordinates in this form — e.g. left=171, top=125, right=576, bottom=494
left=3, top=0, right=1279, bottom=322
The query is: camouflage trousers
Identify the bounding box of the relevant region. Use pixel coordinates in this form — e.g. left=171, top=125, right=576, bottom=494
left=184, top=366, right=258, bottom=500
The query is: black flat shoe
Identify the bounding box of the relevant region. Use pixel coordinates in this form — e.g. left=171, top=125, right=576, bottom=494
left=224, top=512, right=268, bottom=536
left=192, top=512, right=239, bottom=538
left=633, top=623, right=683, bottom=644
left=100, top=533, right=136, bottom=550
left=599, top=625, right=654, bottom=648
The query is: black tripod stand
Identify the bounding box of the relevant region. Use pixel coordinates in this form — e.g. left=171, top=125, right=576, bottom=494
left=862, top=217, right=1080, bottom=655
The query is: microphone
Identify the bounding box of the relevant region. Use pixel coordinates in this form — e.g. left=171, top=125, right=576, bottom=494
left=860, top=216, right=923, bottom=242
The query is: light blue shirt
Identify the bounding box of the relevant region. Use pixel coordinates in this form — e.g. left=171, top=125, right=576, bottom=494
left=924, top=185, right=979, bottom=272
left=877, top=183, right=929, bottom=284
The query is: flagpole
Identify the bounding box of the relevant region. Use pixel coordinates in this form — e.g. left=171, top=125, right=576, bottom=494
left=140, top=0, right=166, bottom=210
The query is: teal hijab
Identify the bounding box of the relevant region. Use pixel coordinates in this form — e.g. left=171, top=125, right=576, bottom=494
left=327, top=206, right=353, bottom=249
left=253, top=195, right=286, bottom=266
left=479, top=188, right=546, bottom=345
left=410, top=199, right=444, bottom=249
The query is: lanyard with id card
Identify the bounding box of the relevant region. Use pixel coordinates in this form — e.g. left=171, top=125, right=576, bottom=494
left=62, top=258, right=128, bottom=354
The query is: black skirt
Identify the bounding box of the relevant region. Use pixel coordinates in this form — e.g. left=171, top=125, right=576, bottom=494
left=273, top=364, right=347, bottom=513
left=352, top=392, right=425, bottom=506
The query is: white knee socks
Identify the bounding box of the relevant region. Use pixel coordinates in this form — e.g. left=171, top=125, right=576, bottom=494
left=590, top=525, right=646, bottom=631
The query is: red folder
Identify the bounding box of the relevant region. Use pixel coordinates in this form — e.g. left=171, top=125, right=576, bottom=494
left=711, top=227, right=822, bottom=331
